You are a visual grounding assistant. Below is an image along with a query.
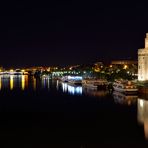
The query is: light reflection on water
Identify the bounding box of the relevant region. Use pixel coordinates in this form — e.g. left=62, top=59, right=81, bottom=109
left=113, top=91, right=138, bottom=105
left=0, top=76, right=1, bottom=90
left=83, top=87, right=109, bottom=97
left=113, top=93, right=148, bottom=141
left=41, top=77, right=50, bottom=90
left=10, top=75, right=14, bottom=90
left=0, top=75, right=52, bottom=91
left=61, top=82, right=82, bottom=95
left=33, top=77, right=36, bottom=90
left=1, top=75, right=148, bottom=142
left=60, top=82, right=111, bottom=96
left=0, top=76, right=112, bottom=97
left=21, top=75, right=25, bottom=90
left=0, top=75, right=28, bottom=90
left=137, top=98, right=148, bottom=140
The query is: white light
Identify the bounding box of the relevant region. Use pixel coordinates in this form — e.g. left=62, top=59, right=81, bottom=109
left=62, top=83, right=67, bottom=92
left=68, top=85, right=75, bottom=94
left=75, top=87, right=82, bottom=94
left=140, top=99, right=144, bottom=108
left=67, top=76, right=82, bottom=80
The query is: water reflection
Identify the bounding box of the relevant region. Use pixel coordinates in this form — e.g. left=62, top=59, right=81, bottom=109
left=41, top=77, right=50, bottom=90
left=33, top=77, right=36, bottom=91
left=61, top=82, right=82, bottom=95
left=62, top=83, right=68, bottom=92
left=10, top=75, right=14, bottom=90
left=137, top=98, right=148, bottom=140
left=0, top=76, right=2, bottom=90
left=21, top=75, right=25, bottom=90
left=113, top=91, right=138, bottom=105
left=0, top=75, right=28, bottom=90
left=83, top=88, right=109, bottom=97
left=56, top=80, right=59, bottom=90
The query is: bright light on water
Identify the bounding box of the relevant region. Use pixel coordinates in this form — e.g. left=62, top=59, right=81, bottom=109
left=75, top=86, right=82, bottom=94
left=61, top=83, right=82, bottom=95
left=21, top=75, right=25, bottom=90
left=68, top=85, right=75, bottom=94
left=138, top=98, right=148, bottom=140
left=140, top=99, right=144, bottom=108
left=0, top=76, right=2, bottom=90
left=10, top=75, right=14, bottom=90
left=62, top=83, right=68, bottom=92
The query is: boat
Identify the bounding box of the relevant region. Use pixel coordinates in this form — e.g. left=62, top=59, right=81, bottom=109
left=60, top=76, right=68, bottom=82
left=82, top=79, right=108, bottom=89
left=112, top=80, right=138, bottom=94
left=61, top=75, right=82, bottom=85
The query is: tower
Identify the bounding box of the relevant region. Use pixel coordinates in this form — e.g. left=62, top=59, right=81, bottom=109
left=138, top=33, right=148, bottom=81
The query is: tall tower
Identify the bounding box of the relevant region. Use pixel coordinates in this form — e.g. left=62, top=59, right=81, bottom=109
left=138, top=33, right=148, bottom=81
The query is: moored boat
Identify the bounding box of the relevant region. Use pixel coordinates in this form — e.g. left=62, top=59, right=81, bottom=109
left=82, top=79, right=108, bottom=89
left=60, top=76, right=68, bottom=82
left=113, top=80, right=138, bottom=94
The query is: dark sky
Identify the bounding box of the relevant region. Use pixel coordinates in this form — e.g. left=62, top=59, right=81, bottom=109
left=0, top=0, right=148, bottom=67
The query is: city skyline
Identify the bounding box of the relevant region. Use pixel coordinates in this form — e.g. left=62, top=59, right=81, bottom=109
left=0, top=1, right=148, bottom=67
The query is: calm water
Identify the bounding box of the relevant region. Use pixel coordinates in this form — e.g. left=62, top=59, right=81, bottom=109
left=0, top=75, right=148, bottom=147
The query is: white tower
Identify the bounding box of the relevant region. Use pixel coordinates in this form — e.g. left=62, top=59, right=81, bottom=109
left=138, top=33, right=148, bottom=81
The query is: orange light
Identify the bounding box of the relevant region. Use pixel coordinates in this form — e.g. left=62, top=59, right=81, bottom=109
left=123, top=65, right=128, bottom=69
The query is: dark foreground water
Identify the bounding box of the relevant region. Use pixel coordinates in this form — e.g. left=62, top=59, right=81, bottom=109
left=0, top=75, right=147, bottom=148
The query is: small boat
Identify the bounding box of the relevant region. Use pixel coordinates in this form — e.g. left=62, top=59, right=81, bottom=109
left=82, top=79, right=108, bottom=89
left=113, top=80, right=138, bottom=94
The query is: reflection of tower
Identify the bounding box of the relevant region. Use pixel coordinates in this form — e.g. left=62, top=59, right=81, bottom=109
left=138, top=33, right=148, bottom=81
left=137, top=99, right=148, bottom=140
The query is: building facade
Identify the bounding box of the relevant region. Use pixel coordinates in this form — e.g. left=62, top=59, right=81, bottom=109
left=138, top=33, right=148, bottom=81
left=111, top=60, right=137, bottom=65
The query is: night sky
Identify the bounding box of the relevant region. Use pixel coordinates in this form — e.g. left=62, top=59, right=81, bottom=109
left=0, top=1, right=148, bottom=67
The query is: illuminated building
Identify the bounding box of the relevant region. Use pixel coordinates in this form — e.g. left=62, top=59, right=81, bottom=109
left=138, top=33, right=148, bottom=81
left=111, top=60, right=137, bottom=65
left=111, top=60, right=137, bottom=74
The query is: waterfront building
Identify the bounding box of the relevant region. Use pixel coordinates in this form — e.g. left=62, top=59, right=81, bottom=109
left=138, top=33, right=148, bottom=81
left=111, top=60, right=137, bottom=65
